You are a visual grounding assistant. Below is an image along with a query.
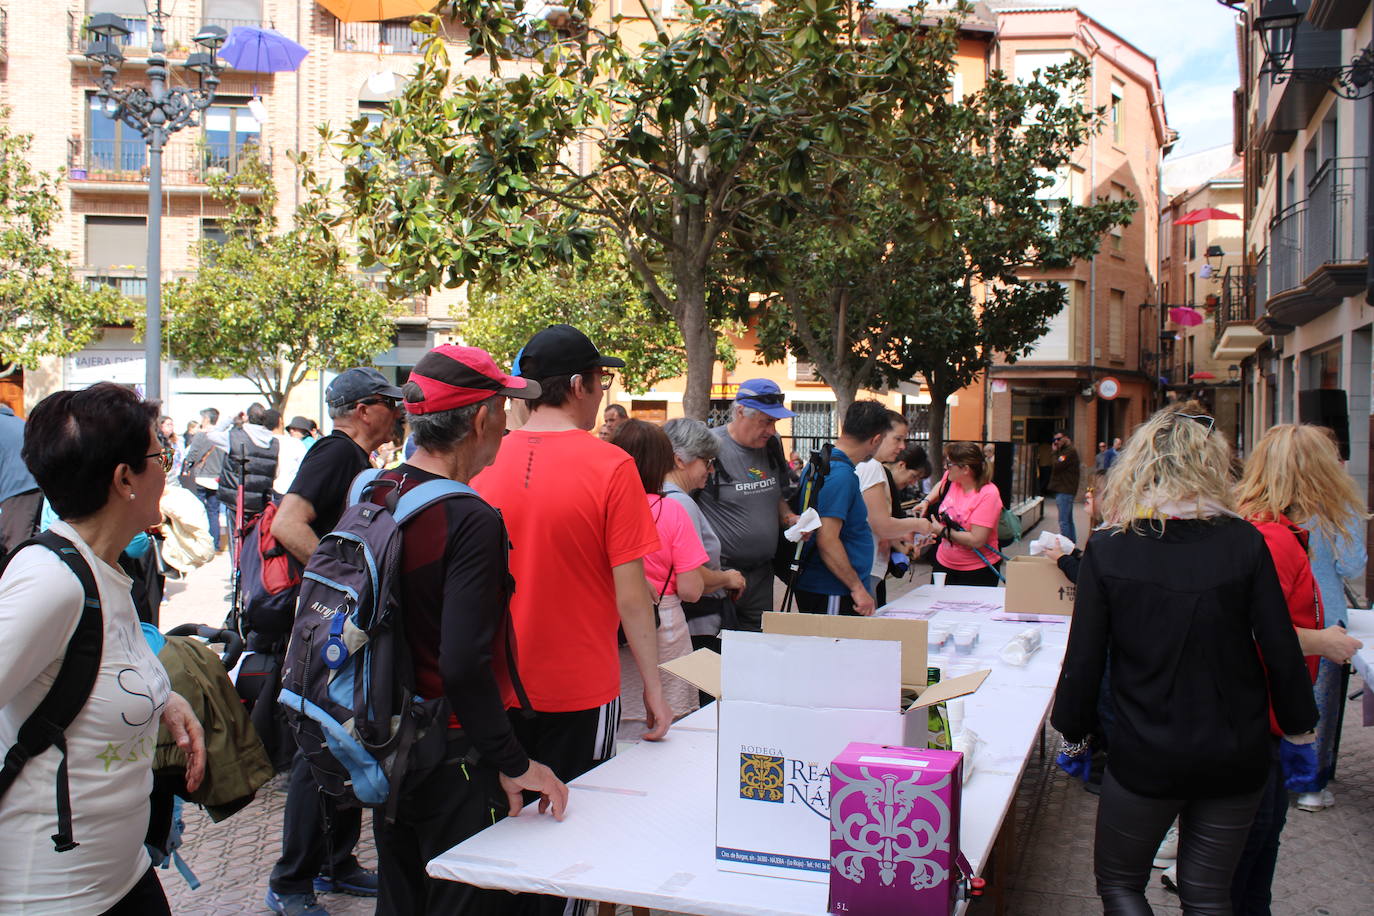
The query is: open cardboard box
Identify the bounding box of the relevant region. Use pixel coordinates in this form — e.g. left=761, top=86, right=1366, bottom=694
left=1003, top=555, right=1076, bottom=616
left=661, top=614, right=988, bottom=883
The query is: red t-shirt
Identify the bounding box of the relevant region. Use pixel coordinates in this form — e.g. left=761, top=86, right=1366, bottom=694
left=936, top=480, right=1003, bottom=571
left=473, top=429, right=660, bottom=712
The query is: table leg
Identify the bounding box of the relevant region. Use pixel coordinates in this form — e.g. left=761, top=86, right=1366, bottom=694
left=992, top=798, right=1016, bottom=916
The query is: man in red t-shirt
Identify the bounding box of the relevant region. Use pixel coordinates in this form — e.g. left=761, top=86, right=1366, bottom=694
left=474, top=325, right=669, bottom=796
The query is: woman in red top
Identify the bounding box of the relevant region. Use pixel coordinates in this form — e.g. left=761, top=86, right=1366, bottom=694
left=1233, top=424, right=1364, bottom=915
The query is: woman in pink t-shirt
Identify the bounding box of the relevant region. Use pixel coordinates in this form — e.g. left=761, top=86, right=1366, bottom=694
left=611, top=421, right=709, bottom=740
left=927, top=441, right=1004, bottom=586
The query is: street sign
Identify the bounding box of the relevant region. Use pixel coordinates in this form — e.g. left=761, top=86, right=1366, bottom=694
left=1097, top=377, right=1121, bottom=400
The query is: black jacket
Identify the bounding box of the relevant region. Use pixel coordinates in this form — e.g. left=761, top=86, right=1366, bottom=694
left=217, top=427, right=279, bottom=517
left=1051, top=517, right=1318, bottom=799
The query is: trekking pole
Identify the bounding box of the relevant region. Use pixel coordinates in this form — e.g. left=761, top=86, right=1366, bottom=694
left=227, top=449, right=248, bottom=637
left=936, top=512, right=1009, bottom=582
left=780, top=448, right=829, bottom=613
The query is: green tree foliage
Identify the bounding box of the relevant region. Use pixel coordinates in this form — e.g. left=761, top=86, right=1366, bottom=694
left=0, top=109, right=130, bottom=375
left=164, top=154, right=394, bottom=412
left=311, top=0, right=968, bottom=417
left=465, top=239, right=735, bottom=393
left=752, top=57, right=1137, bottom=456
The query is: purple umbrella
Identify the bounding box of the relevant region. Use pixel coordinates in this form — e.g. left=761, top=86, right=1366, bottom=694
left=218, top=26, right=308, bottom=73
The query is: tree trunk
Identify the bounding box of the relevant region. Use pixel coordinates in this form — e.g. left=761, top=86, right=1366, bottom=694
left=927, top=378, right=951, bottom=467
left=677, top=280, right=717, bottom=420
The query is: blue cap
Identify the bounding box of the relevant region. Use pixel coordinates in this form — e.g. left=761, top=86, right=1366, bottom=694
left=735, top=378, right=794, bottom=419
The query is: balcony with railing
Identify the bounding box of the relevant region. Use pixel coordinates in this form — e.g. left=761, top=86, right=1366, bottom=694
left=68, top=11, right=271, bottom=65
left=67, top=137, right=272, bottom=188
left=0, top=9, right=9, bottom=63
left=335, top=19, right=424, bottom=55
left=1254, top=8, right=1344, bottom=154
left=1260, top=157, right=1368, bottom=328
left=1213, top=265, right=1267, bottom=361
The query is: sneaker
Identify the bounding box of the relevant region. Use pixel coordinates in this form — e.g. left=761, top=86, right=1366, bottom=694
left=265, top=890, right=329, bottom=916
left=313, top=865, right=379, bottom=897
left=1321, top=788, right=1335, bottom=807
left=1160, top=863, right=1178, bottom=894
left=1152, top=824, right=1179, bottom=867
left=1296, top=791, right=1329, bottom=812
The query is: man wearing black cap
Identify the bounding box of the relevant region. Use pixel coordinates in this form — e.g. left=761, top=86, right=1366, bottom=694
left=696, top=378, right=801, bottom=631
left=473, top=326, right=668, bottom=813
left=265, top=366, right=403, bottom=915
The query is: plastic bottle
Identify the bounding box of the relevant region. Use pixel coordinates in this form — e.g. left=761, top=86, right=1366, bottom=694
left=926, top=666, right=951, bottom=751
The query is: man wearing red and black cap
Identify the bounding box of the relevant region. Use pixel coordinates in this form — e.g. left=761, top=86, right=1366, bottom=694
left=473, top=327, right=667, bottom=826
left=364, top=344, right=568, bottom=914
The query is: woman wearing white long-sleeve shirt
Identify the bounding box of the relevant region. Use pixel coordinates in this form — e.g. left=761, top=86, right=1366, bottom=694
left=0, top=383, right=204, bottom=915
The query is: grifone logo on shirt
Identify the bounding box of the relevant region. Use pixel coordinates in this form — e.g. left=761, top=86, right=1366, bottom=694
left=732, top=476, right=777, bottom=493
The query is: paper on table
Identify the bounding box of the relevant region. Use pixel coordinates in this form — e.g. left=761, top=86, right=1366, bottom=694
left=783, top=507, right=821, bottom=542
left=929, top=600, right=1003, bottom=614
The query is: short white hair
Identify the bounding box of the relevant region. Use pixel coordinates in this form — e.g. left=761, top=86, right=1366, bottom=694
left=733, top=403, right=764, bottom=422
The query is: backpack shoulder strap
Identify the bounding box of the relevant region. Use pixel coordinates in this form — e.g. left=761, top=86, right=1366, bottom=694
left=393, top=479, right=477, bottom=524
left=347, top=467, right=386, bottom=507
left=0, top=530, right=104, bottom=852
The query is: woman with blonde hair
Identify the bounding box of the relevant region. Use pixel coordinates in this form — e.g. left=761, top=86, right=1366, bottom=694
left=1052, top=405, right=1317, bottom=914
left=1230, top=424, right=1365, bottom=913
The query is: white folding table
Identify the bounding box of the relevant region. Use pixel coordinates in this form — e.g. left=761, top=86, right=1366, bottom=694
left=428, top=585, right=1069, bottom=915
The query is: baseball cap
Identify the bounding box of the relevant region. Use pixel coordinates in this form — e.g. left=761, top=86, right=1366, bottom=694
left=285, top=415, right=313, bottom=433
left=516, top=324, right=625, bottom=379
left=404, top=345, right=541, bottom=415
left=735, top=378, right=795, bottom=419
left=326, top=367, right=404, bottom=409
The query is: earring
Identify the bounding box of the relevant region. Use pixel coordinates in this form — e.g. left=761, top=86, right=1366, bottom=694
left=130, top=493, right=137, bottom=500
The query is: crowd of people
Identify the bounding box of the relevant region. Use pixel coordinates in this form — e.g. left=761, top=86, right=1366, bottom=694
left=0, top=321, right=1367, bottom=916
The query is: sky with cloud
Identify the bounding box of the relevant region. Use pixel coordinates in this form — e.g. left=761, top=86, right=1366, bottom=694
left=1061, top=0, right=1243, bottom=157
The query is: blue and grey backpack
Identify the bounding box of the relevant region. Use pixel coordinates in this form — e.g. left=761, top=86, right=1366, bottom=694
left=277, top=468, right=483, bottom=815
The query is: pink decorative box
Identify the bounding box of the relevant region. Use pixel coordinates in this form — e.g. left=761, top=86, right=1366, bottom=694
left=828, top=742, right=963, bottom=916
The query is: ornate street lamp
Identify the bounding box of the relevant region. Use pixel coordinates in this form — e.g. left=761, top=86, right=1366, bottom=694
left=85, top=2, right=227, bottom=401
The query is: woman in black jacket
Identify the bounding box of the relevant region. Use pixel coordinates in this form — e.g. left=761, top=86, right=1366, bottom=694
left=1050, top=405, right=1318, bottom=915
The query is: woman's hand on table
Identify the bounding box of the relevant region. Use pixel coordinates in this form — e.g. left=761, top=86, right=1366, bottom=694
left=501, top=760, right=569, bottom=821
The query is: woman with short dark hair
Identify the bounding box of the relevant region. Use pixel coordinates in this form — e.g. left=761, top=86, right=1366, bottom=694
left=0, top=382, right=205, bottom=915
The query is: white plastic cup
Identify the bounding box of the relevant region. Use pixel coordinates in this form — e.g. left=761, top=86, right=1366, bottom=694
left=932, top=572, right=948, bottom=588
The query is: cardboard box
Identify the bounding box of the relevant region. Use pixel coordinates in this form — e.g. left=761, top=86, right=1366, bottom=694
left=1003, top=555, right=1076, bottom=616
left=829, top=743, right=963, bottom=916
left=660, top=623, right=987, bottom=884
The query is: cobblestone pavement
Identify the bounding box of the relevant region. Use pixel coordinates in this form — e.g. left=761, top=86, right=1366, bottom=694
left=156, top=501, right=1373, bottom=915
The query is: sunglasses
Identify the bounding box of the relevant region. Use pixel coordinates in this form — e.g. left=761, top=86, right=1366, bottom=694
left=739, top=391, right=786, bottom=406
left=1178, top=412, right=1215, bottom=434
left=573, top=371, right=616, bottom=391
left=145, top=450, right=174, bottom=473
left=357, top=396, right=401, bottom=411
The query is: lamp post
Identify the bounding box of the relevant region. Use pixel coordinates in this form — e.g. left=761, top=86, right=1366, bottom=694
left=84, top=2, right=226, bottom=401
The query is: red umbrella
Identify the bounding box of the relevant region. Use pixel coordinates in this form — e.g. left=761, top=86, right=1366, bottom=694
left=1190, top=371, right=1217, bottom=381
left=1174, top=207, right=1241, bottom=226
left=1169, top=306, right=1205, bottom=327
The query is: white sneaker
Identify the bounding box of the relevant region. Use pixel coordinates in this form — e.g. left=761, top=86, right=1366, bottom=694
left=1296, top=791, right=1326, bottom=812
left=1160, top=863, right=1178, bottom=894
left=1152, top=824, right=1179, bottom=867
left=1320, top=788, right=1335, bottom=807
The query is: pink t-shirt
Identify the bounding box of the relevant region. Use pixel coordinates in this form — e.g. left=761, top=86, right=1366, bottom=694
left=644, top=494, right=710, bottom=596
left=936, top=481, right=1003, bottom=571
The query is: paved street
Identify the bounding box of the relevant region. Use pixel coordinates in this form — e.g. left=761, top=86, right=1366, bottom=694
left=155, top=501, right=1373, bottom=915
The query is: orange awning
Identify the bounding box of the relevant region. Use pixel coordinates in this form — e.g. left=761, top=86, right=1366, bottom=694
left=316, top=0, right=436, bottom=23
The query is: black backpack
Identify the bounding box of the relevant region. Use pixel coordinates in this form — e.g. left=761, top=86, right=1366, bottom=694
left=0, top=531, right=103, bottom=852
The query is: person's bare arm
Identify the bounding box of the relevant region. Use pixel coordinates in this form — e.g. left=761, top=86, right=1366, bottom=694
left=272, top=493, right=319, bottom=565
left=933, top=522, right=994, bottom=552
left=675, top=566, right=706, bottom=604
left=614, top=559, right=671, bottom=740
left=815, top=516, right=875, bottom=616
left=702, top=566, right=746, bottom=597
left=1295, top=625, right=1363, bottom=664
left=861, top=483, right=934, bottom=540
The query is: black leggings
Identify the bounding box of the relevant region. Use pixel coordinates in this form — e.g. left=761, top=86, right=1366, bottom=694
left=1095, top=770, right=1263, bottom=915
left=931, top=556, right=1002, bottom=587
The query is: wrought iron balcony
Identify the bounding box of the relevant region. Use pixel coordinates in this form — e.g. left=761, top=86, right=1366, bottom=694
left=335, top=20, right=424, bottom=55
left=67, top=137, right=272, bottom=186
left=68, top=11, right=271, bottom=66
